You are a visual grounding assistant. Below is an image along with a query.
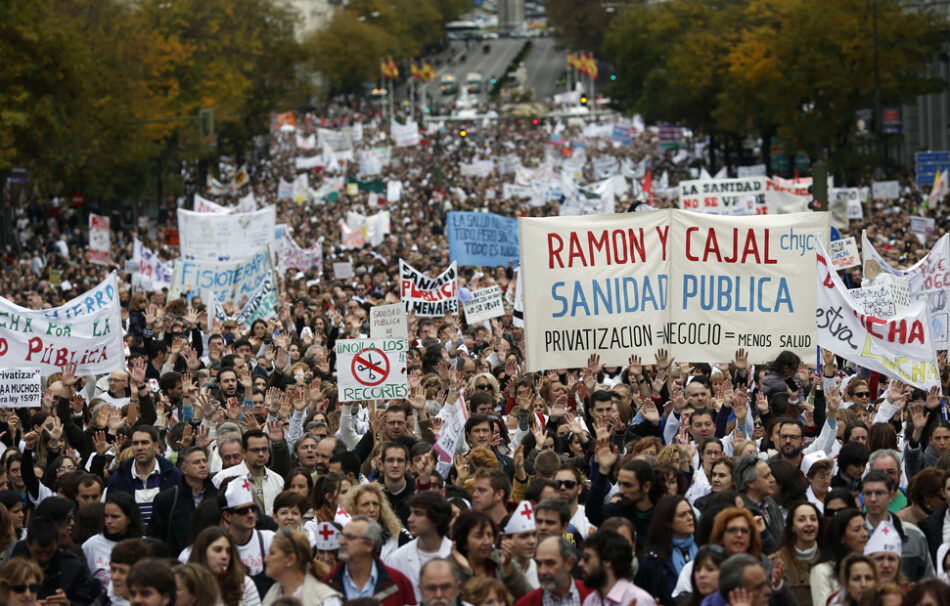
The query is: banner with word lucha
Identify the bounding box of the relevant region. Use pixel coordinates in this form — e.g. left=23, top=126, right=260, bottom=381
left=177, top=207, right=276, bottom=262
left=0, top=273, right=123, bottom=374
left=446, top=211, right=520, bottom=267
left=862, top=231, right=950, bottom=349
left=399, top=260, right=459, bottom=317
left=817, top=241, right=940, bottom=391
left=335, top=338, right=409, bottom=401
left=519, top=209, right=828, bottom=371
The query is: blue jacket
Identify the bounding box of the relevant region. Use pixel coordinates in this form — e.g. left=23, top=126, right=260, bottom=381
left=636, top=551, right=678, bottom=606
left=106, top=455, right=182, bottom=496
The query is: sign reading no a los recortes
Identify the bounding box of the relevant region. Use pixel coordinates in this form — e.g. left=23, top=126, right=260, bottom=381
left=335, top=339, right=408, bottom=402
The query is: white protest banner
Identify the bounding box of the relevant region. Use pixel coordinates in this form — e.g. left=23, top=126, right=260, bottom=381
left=593, top=156, right=620, bottom=180
left=828, top=237, right=860, bottom=270
left=194, top=195, right=229, bottom=213
left=386, top=180, right=402, bottom=202
left=862, top=231, right=950, bottom=348
left=210, top=272, right=278, bottom=329
left=910, top=216, right=936, bottom=243
left=236, top=192, right=257, bottom=214
left=0, top=369, right=41, bottom=408
left=0, top=273, right=123, bottom=373
left=560, top=189, right=615, bottom=217
left=460, top=160, right=495, bottom=178
left=358, top=149, right=382, bottom=176
left=433, top=394, right=468, bottom=478
left=318, top=127, right=354, bottom=151
left=737, top=164, right=767, bottom=177
left=872, top=181, right=901, bottom=200
left=874, top=273, right=913, bottom=313
left=276, top=235, right=322, bottom=277
left=817, top=241, right=940, bottom=391
left=390, top=120, right=420, bottom=147
left=333, top=262, right=354, bottom=279
left=678, top=177, right=767, bottom=215
left=169, top=248, right=272, bottom=303
left=335, top=338, right=409, bottom=401
left=278, top=178, right=294, bottom=200
left=131, top=240, right=173, bottom=291
left=295, top=133, right=316, bottom=149
left=850, top=284, right=895, bottom=318
left=399, top=260, right=459, bottom=317
left=519, top=210, right=828, bottom=370
left=464, top=286, right=505, bottom=323
left=177, top=207, right=276, bottom=262
left=370, top=303, right=408, bottom=339
left=88, top=214, right=111, bottom=265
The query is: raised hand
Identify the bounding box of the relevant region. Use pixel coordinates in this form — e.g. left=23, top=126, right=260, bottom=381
left=627, top=354, right=643, bottom=378
left=927, top=386, right=943, bottom=410
left=47, top=416, right=64, bottom=442
left=408, top=385, right=426, bottom=411
left=733, top=348, right=749, bottom=371
left=177, top=424, right=195, bottom=449
left=267, top=419, right=285, bottom=443
left=129, top=357, right=147, bottom=386
left=594, top=430, right=618, bottom=471
left=226, top=397, right=242, bottom=421
left=61, top=362, right=79, bottom=388
left=655, top=348, right=673, bottom=371
left=93, top=430, right=110, bottom=456
left=194, top=424, right=213, bottom=449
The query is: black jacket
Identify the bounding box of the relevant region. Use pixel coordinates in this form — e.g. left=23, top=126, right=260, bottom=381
left=586, top=461, right=653, bottom=557
left=11, top=542, right=101, bottom=606
left=918, top=503, right=947, bottom=570
left=147, top=477, right=217, bottom=555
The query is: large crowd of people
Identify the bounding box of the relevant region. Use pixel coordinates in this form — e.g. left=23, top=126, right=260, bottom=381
left=0, top=103, right=949, bottom=606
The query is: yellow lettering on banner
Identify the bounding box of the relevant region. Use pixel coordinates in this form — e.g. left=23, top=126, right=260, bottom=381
left=860, top=335, right=939, bottom=384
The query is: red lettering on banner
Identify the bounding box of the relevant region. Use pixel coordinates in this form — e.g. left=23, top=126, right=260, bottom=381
left=656, top=225, right=669, bottom=261
left=548, top=234, right=564, bottom=269
left=686, top=227, right=699, bottom=261
left=568, top=233, right=585, bottom=267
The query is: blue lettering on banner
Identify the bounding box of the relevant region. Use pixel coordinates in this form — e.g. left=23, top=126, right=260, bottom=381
left=174, top=250, right=270, bottom=303
left=551, top=275, right=668, bottom=317
left=779, top=230, right=817, bottom=256
left=681, top=274, right=792, bottom=312
left=447, top=211, right=520, bottom=267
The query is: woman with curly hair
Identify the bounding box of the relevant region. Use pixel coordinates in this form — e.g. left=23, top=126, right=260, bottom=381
left=340, top=483, right=410, bottom=560
left=188, top=527, right=260, bottom=606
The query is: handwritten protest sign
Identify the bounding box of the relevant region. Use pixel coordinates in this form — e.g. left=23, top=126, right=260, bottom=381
left=88, top=214, right=111, bottom=265
left=194, top=195, right=229, bottom=213
left=370, top=304, right=408, bottom=339
left=464, top=286, right=505, bottom=323
left=210, top=272, right=277, bottom=329
left=169, top=249, right=272, bottom=304
left=828, top=237, right=860, bottom=270
left=818, top=241, right=939, bottom=391
left=177, top=207, right=276, bottom=262
left=447, top=212, right=520, bottom=267
left=400, top=260, right=459, bottom=317
left=850, top=284, right=895, bottom=318
left=0, top=369, right=41, bottom=408
left=519, top=210, right=828, bottom=370
left=276, top=235, right=322, bottom=277
left=433, top=394, right=468, bottom=478
left=131, top=240, right=173, bottom=291
left=872, top=180, right=901, bottom=200
left=335, top=339, right=408, bottom=401
left=862, top=231, right=950, bottom=348
left=0, top=273, right=123, bottom=374
left=911, top=216, right=936, bottom=243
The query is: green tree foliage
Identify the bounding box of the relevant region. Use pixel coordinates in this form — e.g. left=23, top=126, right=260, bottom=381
left=547, top=0, right=611, bottom=53
left=602, top=0, right=944, bottom=176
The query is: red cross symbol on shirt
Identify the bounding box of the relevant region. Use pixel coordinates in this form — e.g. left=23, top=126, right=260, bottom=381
left=337, top=507, right=350, bottom=518
left=881, top=526, right=890, bottom=534
left=240, top=478, right=251, bottom=491
left=318, top=525, right=335, bottom=541
left=520, top=504, right=533, bottom=520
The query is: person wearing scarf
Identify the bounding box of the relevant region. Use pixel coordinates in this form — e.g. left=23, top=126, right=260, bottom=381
left=82, top=493, right=144, bottom=591
left=769, top=502, right=822, bottom=606
left=637, top=495, right=698, bottom=606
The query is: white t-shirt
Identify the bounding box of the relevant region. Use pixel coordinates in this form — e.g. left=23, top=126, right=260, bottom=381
left=178, top=529, right=275, bottom=576
left=82, top=533, right=117, bottom=590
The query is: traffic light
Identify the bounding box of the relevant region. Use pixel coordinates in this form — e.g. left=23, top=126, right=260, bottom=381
left=580, top=95, right=588, bottom=106
left=531, top=119, right=539, bottom=126
left=199, top=108, right=214, bottom=137
left=490, top=77, right=497, bottom=85
left=459, top=129, right=467, bottom=138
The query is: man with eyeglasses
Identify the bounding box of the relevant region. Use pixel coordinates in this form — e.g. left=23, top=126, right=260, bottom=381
left=324, top=516, right=416, bottom=606
left=861, top=469, right=933, bottom=582
left=867, top=449, right=907, bottom=513
left=212, top=429, right=284, bottom=515
left=554, top=465, right=594, bottom=540
left=100, top=370, right=131, bottom=408
left=417, top=558, right=461, bottom=606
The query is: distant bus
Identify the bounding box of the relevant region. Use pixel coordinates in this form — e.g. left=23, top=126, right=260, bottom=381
left=465, top=73, right=483, bottom=94
left=445, top=20, right=480, bottom=40
left=440, top=74, right=459, bottom=95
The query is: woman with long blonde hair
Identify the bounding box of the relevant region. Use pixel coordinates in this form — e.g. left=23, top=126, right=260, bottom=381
left=340, top=483, right=411, bottom=559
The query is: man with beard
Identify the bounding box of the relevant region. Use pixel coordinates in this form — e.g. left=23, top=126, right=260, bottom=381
left=578, top=531, right=653, bottom=606
left=734, top=456, right=783, bottom=555
left=774, top=418, right=808, bottom=468
left=514, top=536, right=591, bottom=606
left=586, top=458, right=665, bottom=557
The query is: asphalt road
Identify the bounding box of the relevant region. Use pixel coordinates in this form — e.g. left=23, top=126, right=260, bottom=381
left=397, top=37, right=568, bottom=111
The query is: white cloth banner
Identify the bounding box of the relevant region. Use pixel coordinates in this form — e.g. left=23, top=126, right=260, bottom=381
left=434, top=395, right=468, bottom=478
left=88, top=214, right=111, bottom=265
left=236, top=193, right=257, bottom=214
left=386, top=180, right=402, bottom=203
left=278, top=178, right=294, bottom=200
left=177, top=207, right=275, bottom=262
left=0, top=273, right=123, bottom=374
left=862, top=231, right=950, bottom=349
left=678, top=177, right=813, bottom=215
left=341, top=212, right=390, bottom=249
left=519, top=210, right=828, bottom=370
left=399, top=260, right=459, bottom=317
left=460, top=160, right=495, bottom=178
left=169, top=248, right=272, bottom=303
left=390, top=120, right=420, bottom=147
left=194, top=195, right=229, bottom=213
left=210, top=272, right=278, bottom=330
left=737, top=164, right=767, bottom=177
left=295, top=133, right=316, bottom=150
left=276, top=235, right=323, bottom=277
left=295, top=155, right=323, bottom=171
left=818, top=241, right=940, bottom=391
left=131, top=240, right=173, bottom=291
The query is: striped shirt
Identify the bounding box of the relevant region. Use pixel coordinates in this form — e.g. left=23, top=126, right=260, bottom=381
left=131, top=459, right=162, bottom=524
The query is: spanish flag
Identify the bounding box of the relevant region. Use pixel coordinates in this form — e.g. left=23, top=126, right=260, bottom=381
left=388, top=57, right=399, bottom=80
left=566, top=52, right=577, bottom=69
left=422, top=60, right=436, bottom=82
left=588, top=54, right=598, bottom=80
left=576, top=53, right=589, bottom=75
left=411, top=61, right=423, bottom=81
left=380, top=57, right=392, bottom=79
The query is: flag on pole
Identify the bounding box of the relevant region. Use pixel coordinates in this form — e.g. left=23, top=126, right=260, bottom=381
left=380, top=57, right=391, bottom=80
left=411, top=61, right=423, bottom=81
left=929, top=168, right=948, bottom=207
left=388, top=57, right=399, bottom=80
left=588, top=55, right=598, bottom=79
left=576, top=53, right=589, bottom=75
left=566, top=52, right=577, bottom=69
left=422, top=61, right=436, bottom=82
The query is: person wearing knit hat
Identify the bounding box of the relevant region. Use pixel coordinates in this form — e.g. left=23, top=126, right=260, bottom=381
left=864, top=520, right=904, bottom=586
